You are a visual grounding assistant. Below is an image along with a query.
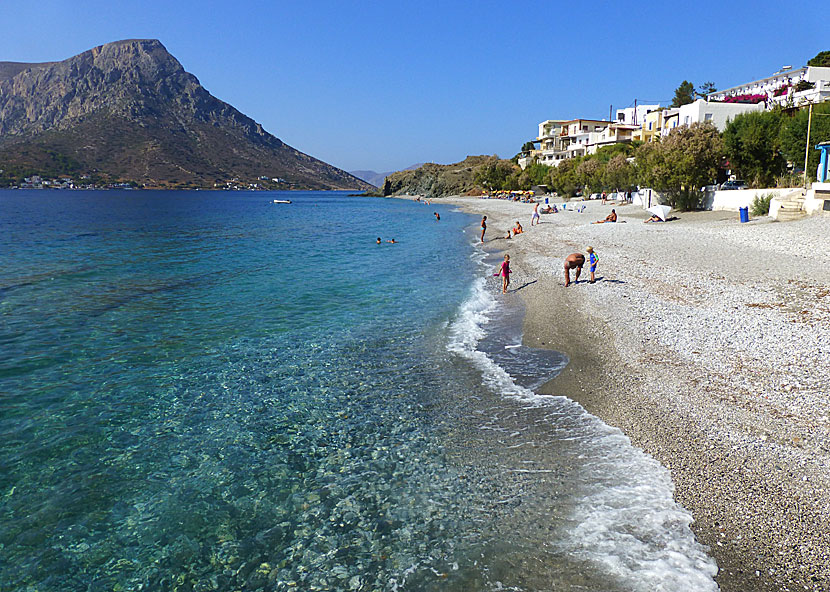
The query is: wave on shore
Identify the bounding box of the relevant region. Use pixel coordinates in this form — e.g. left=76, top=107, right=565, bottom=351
left=446, top=263, right=719, bottom=591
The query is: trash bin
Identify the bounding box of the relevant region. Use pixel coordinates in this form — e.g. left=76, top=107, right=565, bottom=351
left=739, top=206, right=749, bottom=223
left=545, top=197, right=549, bottom=204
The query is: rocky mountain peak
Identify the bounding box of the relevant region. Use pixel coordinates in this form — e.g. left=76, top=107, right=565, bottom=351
left=0, top=40, right=371, bottom=190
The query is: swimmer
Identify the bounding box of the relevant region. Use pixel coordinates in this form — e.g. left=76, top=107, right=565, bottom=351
left=386, top=238, right=396, bottom=243
left=434, top=212, right=440, bottom=221
left=376, top=237, right=382, bottom=244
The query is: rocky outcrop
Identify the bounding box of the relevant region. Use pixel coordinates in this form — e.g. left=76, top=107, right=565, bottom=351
left=0, top=39, right=371, bottom=189
left=382, top=156, right=498, bottom=197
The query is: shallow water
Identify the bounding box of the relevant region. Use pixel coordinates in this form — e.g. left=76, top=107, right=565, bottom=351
left=0, top=190, right=717, bottom=591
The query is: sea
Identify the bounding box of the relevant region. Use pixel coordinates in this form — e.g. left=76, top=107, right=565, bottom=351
left=0, top=190, right=719, bottom=592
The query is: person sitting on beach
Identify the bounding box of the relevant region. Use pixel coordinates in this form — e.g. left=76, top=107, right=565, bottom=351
left=593, top=209, right=617, bottom=224
left=513, top=221, right=523, bottom=234
left=564, top=253, right=585, bottom=287
left=644, top=214, right=663, bottom=223
left=541, top=205, right=556, bottom=214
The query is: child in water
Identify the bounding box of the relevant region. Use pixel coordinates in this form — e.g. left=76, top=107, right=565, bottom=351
left=587, top=246, right=599, bottom=283
left=494, top=254, right=512, bottom=294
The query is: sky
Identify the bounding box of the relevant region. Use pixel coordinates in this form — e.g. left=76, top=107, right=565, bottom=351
left=1, top=0, right=826, bottom=173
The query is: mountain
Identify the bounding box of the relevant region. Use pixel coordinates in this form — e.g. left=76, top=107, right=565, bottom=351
left=349, top=163, right=425, bottom=188
left=0, top=39, right=372, bottom=190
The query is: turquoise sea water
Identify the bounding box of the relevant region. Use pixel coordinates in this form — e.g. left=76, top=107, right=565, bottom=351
left=0, top=190, right=718, bottom=591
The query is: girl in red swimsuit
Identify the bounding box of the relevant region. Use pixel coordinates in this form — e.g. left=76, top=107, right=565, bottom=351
left=494, top=254, right=512, bottom=294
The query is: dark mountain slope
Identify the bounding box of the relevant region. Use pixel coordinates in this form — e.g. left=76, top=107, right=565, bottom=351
left=0, top=39, right=371, bottom=189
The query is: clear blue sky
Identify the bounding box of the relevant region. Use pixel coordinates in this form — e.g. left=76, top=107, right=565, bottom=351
left=1, top=0, right=825, bottom=173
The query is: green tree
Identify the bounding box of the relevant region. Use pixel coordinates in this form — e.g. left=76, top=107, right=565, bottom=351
left=603, top=154, right=634, bottom=190
left=779, top=102, right=830, bottom=177
left=549, top=159, right=580, bottom=197
left=698, top=81, right=717, bottom=97
left=518, top=162, right=552, bottom=189
left=474, top=159, right=519, bottom=190
left=521, top=141, right=536, bottom=153
left=576, top=157, right=603, bottom=193
left=807, top=51, right=830, bottom=67
left=671, top=80, right=696, bottom=107
left=723, top=110, right=786, bottom=187
left=635, top=122, right=724, bottom=209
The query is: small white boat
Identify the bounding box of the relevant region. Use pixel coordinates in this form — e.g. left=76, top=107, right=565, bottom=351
left=272, top=199, right=291, bottom=204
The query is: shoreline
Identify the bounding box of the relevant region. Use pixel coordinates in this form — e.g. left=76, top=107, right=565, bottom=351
left=435, top=195, right=830, bottom=592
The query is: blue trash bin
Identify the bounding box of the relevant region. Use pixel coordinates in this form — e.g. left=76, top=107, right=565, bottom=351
left=545, top=197, right=549, bottom=204
left=739, top=206, right=749, bottom=223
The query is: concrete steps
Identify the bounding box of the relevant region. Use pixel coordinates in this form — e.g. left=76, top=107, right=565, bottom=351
left=774, top=189, right=807, bottom=221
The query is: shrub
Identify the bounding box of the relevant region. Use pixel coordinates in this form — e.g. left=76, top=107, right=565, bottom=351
left=750, top=192, right=774, bottom=216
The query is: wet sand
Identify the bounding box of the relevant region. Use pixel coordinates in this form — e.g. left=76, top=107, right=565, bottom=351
left=436, top=196, right=830, bottom=592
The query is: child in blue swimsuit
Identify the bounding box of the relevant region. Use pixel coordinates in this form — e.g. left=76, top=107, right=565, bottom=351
left=587, top=246, right=599, bottom=284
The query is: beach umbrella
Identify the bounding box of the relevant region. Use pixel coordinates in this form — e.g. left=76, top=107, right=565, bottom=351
left=647, top=205, right=671, bottom=221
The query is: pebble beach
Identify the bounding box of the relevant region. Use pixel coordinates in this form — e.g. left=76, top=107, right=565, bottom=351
left=440, top=196, right=830, bottom=592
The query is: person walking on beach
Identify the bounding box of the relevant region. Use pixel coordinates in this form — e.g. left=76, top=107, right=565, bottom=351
left=480, top=215, right=487, bottom=242
left=564, top=252, right=585, bottom=287
left=434, top=212, right=440, bottom=221
left=531, top=202, right=540, bottom=226
left=587, top=246, right=599, bottom=283
left=494, top=254, right=512, bottom=293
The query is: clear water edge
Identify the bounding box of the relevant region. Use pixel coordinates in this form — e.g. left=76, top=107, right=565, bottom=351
left=0, top=190, right=717, bottom=591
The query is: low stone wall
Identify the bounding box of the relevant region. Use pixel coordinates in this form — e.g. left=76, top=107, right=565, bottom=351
left=703, top=187, right=799, bottom=212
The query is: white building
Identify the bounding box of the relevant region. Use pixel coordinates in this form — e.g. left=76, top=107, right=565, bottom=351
left=616, top=104, right=661, bottom=126
left=708, top=65, right=830, bottom=108
left=675, top=99, right=764, bottom=132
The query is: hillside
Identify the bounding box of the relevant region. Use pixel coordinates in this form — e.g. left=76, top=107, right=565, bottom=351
left=0, top=39, right=372, bottom=190
left=381, top=156, right=507, bottom=197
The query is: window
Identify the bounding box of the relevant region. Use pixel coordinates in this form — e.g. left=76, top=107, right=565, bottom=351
left=648, top=122, right=653, bottom=130
left=582, top=126, right=588, bottom=132
left=684, top=116, right=690, bottom=124
left=704, top=113, right=713, bottom=121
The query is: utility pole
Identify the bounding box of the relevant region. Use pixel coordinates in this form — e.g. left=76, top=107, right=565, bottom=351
left=803, top=103, right=813, bottom=191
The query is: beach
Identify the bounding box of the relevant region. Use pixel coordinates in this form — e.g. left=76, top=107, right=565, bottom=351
left=439, top=196, right=830, bottom=592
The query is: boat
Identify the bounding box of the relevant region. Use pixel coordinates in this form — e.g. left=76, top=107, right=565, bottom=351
left=272, top=199, right=291, bottom=204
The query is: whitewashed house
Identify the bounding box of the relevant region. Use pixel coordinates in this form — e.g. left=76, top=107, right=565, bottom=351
left=708, top=65, right=830, bottom=108
left=616, top=104, right=661, bottom=126
left=676, top=99, right=765, bottom=132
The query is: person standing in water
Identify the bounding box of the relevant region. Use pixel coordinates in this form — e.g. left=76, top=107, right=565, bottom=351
left=587, top=246, right=599, bottom=283
left=494, top=254, right=512, bottom=294
left=480, top=215, right=487, bottom=242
